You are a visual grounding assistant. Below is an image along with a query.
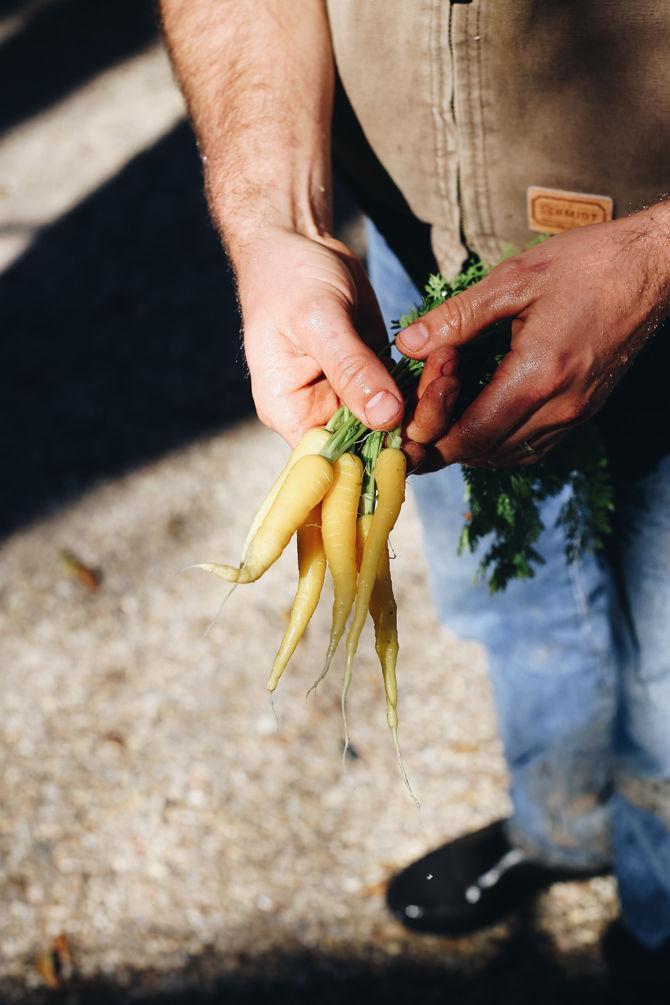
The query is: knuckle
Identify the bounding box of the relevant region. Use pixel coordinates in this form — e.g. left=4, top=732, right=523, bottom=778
left=521, top=354, right=568, bottom=401
left=433, top=344, right=459, bottom=366
left=537, top=374, right=564, bottom=400
left=439, top=293, right=472, bottom=337
left=558, top=394, right=589, bottom=426
left=489, top=258, right=529, bottom=295
left=459, top=421, right=496, bottom=459
left=408, top=414, right=437, bottom=446
left=491, top=257, right=523, bottom=284
left=330, top=352, right=370, bottom=396
left=494, top=251, right=550, bottom=286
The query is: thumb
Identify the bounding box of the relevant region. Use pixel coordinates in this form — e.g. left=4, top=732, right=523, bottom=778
left=395, top=261, right=531, bottom=360
left=301, top=302, right=404, bottom=430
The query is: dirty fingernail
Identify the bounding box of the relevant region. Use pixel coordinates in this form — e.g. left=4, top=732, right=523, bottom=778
left=365, top=390, right=402, bottom=426
left=399, top=323, right=428, bottom=352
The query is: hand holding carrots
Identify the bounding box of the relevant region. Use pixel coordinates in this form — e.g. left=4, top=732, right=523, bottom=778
left=397, top=206, right=670, bottom=468
left=237, top=228, right=405, bottom=446
left=190, top=251, right=617, bottom=787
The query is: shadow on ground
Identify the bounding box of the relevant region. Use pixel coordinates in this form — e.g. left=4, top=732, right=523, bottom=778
left=4, top=924, right=645, bottom=1005
left=1, top=120, right=250, bottom=539
left=0, top=0, right=158, bottom=137
left=0, top=117, right=362, bottom=540
left=1, top=0, right=250, bottom=539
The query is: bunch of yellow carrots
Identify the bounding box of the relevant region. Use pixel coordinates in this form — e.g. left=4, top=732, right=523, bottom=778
left=194, top=396, right=414, bottom=786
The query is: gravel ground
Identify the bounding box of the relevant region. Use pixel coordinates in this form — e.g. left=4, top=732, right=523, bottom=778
left=0, top=422, right=620, bottom=1003
left=0, top=3, right=626, bottom=1002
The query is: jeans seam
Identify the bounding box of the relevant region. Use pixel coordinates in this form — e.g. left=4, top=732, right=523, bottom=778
left=567, top=554, right=610, bottom=683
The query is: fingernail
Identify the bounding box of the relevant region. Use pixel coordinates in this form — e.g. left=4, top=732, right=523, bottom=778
left=365, top=390, right=402, bottom=427
left=399, top=322, right=428, bottom=352
left=441, top=361, right=454, bottom=376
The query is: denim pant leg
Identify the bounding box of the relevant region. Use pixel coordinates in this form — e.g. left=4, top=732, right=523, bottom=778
left=611, top=453, right=670, bottom=947
left=366, top=219, right=615, bottom=869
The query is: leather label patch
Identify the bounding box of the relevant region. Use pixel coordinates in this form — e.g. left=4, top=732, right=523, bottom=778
left=527, top=186, right=613, bottom=234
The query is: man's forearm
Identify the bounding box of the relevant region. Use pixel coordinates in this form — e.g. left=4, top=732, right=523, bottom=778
left=160, top=0, right=405, bottom=444
left=160, top=0, right=334, bottom=263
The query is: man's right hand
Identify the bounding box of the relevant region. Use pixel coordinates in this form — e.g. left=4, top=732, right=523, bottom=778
left=237, top=229, right=405, bottom=446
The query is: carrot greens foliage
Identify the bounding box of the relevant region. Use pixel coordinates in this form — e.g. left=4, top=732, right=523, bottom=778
left=394, top=263, right=614, bottom=592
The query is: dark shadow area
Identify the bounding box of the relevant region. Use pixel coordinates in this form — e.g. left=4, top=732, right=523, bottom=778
left=1, top=120, right=250, bottom=538
left=0, top=0, right=30, bottom=17
left=2, top=925, right=650, bottom=1005
left=0, top=0, right=158, bottom=137
left=0, top=123, right=361, bottom=540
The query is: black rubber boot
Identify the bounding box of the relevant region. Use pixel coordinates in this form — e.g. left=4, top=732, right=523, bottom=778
left=386, top=819, right=609, bottom=936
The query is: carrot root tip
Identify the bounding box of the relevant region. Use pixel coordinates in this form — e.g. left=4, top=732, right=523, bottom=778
left=306, top=647, right=335, bottom=698
left=340, top=656, right=355, bottom=764
left=392, top=725, right=420, bottom=811
left=268, top=692, right=281, bottom=733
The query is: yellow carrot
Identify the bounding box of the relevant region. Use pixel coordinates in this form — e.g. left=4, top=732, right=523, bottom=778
left=196, top=453, right=333, bottom=584
left=368, top=539, right=399, bottom=729
left=355, top=514, right=373, bottom=571
left=351, top=513, right=399, bottom=725
left=343, top=448, right=406, bottom=692
left=354, top=510, right=416, bottom=804
left=338, top=513, right=374, bottom=748
left=266, top=505, right=326, bottom=692
left=308, top=452, right=363, bottom=693
left=241, top=427, right=330, bottom=562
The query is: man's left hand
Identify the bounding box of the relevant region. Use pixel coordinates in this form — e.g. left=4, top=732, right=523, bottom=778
left=396, top=205, right=670, bottom=470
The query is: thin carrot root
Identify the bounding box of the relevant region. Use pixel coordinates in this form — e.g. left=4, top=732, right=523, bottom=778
left=392, top=724, right=420, bottom=810
left=308, top=452, right=363, bottom=695
left=341, top=690, right=351, bottom=763
left=339, top=512, right=374, bottom=756
left=340, top=654, right=355, bottom=761
left=268, top=691, right=281, bottom=733
left=371, top=553, right=418, bottom=807
left=372, top=547, right=417, bottom=804
left=202, top=582, right=238, bottom=638
left=267, top=506, right=326, bottom=692
left=241, top=427, right=330, bottom=563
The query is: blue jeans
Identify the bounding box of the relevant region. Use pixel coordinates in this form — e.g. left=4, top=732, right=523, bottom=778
left=366, top=220, right=670, bottom=949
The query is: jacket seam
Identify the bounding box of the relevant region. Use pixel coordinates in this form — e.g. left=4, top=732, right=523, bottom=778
left=473, top=1, right=495, bottom=243
left=429, top=0, right=449, bottom=211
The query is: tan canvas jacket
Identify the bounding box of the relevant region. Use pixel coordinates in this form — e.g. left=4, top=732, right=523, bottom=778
left=327, top=0, right=670, bottom=275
